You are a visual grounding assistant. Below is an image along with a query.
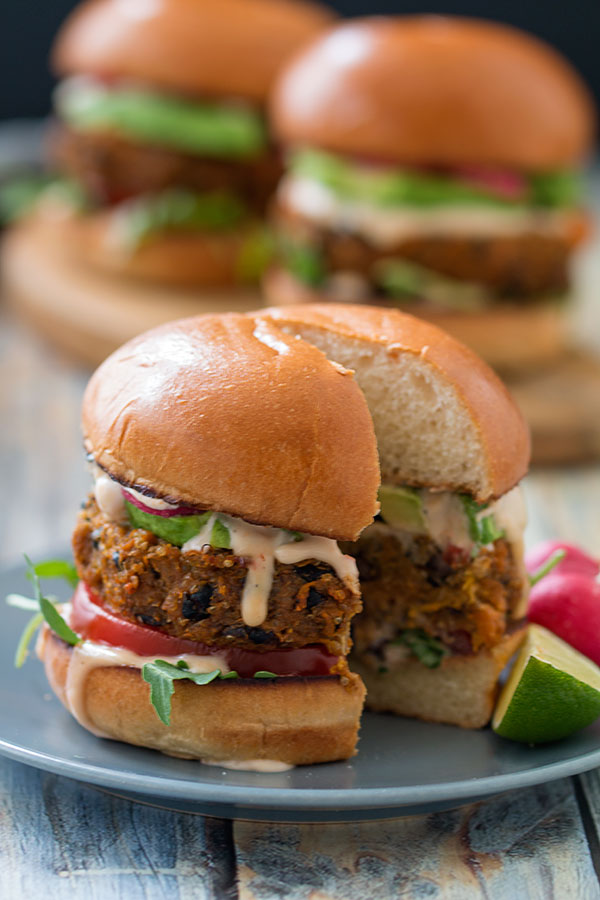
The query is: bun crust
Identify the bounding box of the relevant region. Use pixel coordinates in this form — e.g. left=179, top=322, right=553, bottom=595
left=351, top=626, right=526, bottom=729
left=44, top=207, right=263, bottom=288
left=272, top=16, right=595, bottom=167
left=263, top=267, right=567, bottom=373
left=42, top=632, right=366, bottom=764
left=53, top=0, right=334, bottom=103
left=258, top=300, right=530, bottom=500
left=83, top=312, right=380, bottom=540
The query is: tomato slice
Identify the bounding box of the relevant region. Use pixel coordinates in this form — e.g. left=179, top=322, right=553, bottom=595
left=70, top=581, right=339, bottom=678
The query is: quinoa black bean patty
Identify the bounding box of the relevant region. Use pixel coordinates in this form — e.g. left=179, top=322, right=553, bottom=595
left=349, top=530, right=523, bottom=661
left=73, top=496, right=361, bottom=656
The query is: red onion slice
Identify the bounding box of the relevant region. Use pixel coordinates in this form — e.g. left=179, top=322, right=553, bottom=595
left=121, top=489, right=203, bottom=518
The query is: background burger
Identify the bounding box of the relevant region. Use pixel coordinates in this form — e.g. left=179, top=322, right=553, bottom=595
left=37, top=312, right=379, bottom=766
left=41, top=0, right=333, bottom=287
left=266, top=16, right=595, bottom=371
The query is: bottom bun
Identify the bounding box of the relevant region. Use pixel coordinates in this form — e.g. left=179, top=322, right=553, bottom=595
left=36, top=205, right=263, bottom=288
left=41, top=630, right=366, bottom=764
left=263, top=267, right=568, bottom=373
left=350, top=626, right=526, bottom=730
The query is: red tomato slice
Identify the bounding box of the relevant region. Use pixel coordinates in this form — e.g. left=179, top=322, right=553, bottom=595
left=70, top=581, right=339, bottom=678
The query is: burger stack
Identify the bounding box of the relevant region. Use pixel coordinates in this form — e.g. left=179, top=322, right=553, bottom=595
left=266, top=16, right=595, bottom=371
left=35, top=303, right=531, bottom=766
left=44, top=0, right=333, bottom=286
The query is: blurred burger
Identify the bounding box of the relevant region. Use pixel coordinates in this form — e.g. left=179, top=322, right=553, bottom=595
left=38, top=313, right=378, bottom=766
left=44, top=0, right=333, bottom=286
left=267, top=17, right=595, bottom=370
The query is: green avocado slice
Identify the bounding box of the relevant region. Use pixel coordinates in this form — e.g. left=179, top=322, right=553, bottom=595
left=56, top=79, right=267, bottom=158
left=289, top=148, right=579, bottom=209
left=125, top=502, right=211, bottom=547
left=378, top=486, right=426, bottom=533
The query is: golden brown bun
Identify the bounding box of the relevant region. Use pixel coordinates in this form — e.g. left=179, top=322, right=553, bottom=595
left=257, top=299, right=530, bottom=501
left=351, top=626, right=526, bottom=729
left=41, top=631, right=366, bottom=764
left=83, top=312, right=380, bottom=540
left=272, top=16, right=595, bottom=167
left=53, top=0, right=335, bottom=103
left=42, top=205, right=263, bottom=288
left=263, top=266, right=567, bottom=374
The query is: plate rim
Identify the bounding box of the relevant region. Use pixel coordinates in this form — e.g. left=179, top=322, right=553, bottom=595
left=1, top=731, right=600, bottom=811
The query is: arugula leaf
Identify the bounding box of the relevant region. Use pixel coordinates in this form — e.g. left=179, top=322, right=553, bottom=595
left=395, top=629, right=447, bottom=669
left=529, top=549, right=566, bottom=587
left=28, top=559, right=79, bottom=588
left=5, top=593, right=41, bottom=611
left=14, top=612, right=44, bottom=668
left=142, top=661, right=222, bottom=725
left=142, top=661, right=281, bottom=724
left=24, top=555, right=79, bottom=647
left=460, top=496, right=505, bottom=548
left=210, top=519, right=231, bottom=549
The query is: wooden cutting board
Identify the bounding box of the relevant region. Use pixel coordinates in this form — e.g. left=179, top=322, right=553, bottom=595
left=1, top=217, right=262, bottom=368
left=507, top=352, right=600, bottom=465
left=4, top=216, right=600, bottom=465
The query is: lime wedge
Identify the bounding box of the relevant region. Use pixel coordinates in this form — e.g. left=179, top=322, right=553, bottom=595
left=492, top=625, right=600, bottom=743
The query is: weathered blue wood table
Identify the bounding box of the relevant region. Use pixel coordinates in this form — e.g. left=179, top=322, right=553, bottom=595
left=3, top=312, right=600, bottom=898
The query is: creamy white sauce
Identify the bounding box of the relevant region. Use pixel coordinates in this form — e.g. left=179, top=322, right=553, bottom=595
left=492, top=486, right=528, bottom=544
left=39, top=605, right=230, bottom=738
left=183, top=513, right=358, bottom=628
left=420, top=492, right=472, bottom=552
left=200, top=758, right=294, bottom=772
left=275, top=536, right=359, bottom=591
left=380, top=484, right=526, bottom=555
left=94, top=474, right=128, bottom=524
left=93, top=470, right=184, bottom=518
left=280, top=175, right=574, bottom=248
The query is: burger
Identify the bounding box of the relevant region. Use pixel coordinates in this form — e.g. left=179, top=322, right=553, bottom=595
left=37, top=312, right=379, bottom=766
left=266, top=17, right=595, bottom=371
left=43, top=0, right=333, bottom=286
left=259, top=304, right=531, bottom=728
left=32, top=303, right=529, bottom=764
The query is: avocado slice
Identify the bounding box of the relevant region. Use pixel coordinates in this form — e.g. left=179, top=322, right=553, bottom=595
left=125, top=502, right=211, bottom=547
left=56, top=80, right=267, bottom=158
left=378, top=486, right=426, bottom=533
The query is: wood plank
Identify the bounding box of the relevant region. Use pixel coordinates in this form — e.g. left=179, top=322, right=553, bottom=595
left=0, top=756, right=236, bottom=899
left=235, top=780, right=600, bottom=900
left=0, top=312, right=89, bottom=567
left=577, top=770, right=600, bottom=872
left=507, top=352, right=600, bottom=465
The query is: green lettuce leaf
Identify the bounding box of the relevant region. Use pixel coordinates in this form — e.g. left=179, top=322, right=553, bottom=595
left=114, top=189, right=247, bottom=250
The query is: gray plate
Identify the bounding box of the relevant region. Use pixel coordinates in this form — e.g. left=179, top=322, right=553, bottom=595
left=2, top=557, right=600, bottom=822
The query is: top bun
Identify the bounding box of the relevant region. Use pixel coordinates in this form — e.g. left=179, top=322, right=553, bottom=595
left=258, top=304, right=530, bottom=500
left=272, top=16, right=595, bottom=168
left=82, top=312, right=379, bottom=541
left=53, top=0, right=334, bottom=104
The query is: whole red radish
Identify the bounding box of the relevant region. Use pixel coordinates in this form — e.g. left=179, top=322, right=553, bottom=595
left=526, top=540, right=599, bottom=581
left=528, top=573, right=600, bottom=666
